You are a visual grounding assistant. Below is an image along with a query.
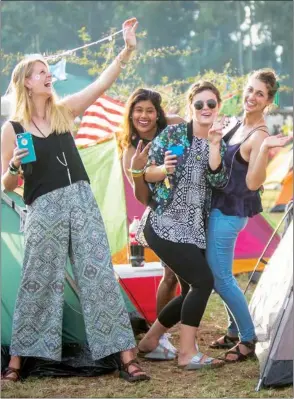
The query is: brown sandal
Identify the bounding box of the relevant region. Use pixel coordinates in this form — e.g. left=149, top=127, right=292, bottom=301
left=119, top=359, right=151, bottom=383
left=209, top=334, right=239, bottom=349
left=219, top=341, right=256, bottom=363
left=1, top=367, right=21, bottom=382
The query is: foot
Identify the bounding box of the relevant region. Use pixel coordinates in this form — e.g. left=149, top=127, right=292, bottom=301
left=1, top=367, right=21, bottom=383
left=209, top=334, right=239, bottom=349
left=138, top=335, right=160, bottom=354
left=159, top=333, right=177, bottom=355
left=221, top=341, right=256, bottom=362
left=178, top=352, right=225, bottom=369
left=119, top=359, right=150, bottom=383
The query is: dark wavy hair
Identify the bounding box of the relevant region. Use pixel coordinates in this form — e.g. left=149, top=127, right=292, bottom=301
left=117, top=88, right=167, bottom=154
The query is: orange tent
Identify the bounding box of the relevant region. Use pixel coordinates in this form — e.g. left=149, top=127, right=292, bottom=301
left=272, top=170, right=293, bottom=212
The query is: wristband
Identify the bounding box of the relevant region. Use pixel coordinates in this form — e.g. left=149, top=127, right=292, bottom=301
left=8, top=167, right=19, bottom=176
left=160, top=164, right=168, bottom=176
left=9, top=160, right=19, bottom=172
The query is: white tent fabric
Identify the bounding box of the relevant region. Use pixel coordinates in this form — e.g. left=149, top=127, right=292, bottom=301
left=249, top=220, right=293, bottom=389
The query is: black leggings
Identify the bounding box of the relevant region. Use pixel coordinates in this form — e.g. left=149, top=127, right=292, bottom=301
left=144, top=217, right=214, bottom=328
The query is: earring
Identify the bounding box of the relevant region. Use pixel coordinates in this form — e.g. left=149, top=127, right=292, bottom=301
left=28, top=90, right=32, bottom=98
left=156, top=117, right=159, bottom=121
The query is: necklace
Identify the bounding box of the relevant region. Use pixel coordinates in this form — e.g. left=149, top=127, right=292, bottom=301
left=32, top=120, right=47, bottom=138
left=32, top=119, right=72, bottom=185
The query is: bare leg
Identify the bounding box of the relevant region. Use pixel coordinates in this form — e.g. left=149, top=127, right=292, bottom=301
left=138, top=319, right=168, bottom=353
left=156, top=265, right=178, bottom=315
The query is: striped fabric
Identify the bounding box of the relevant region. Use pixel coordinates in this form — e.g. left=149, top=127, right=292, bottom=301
left=75, top=94, right=125, bottom=148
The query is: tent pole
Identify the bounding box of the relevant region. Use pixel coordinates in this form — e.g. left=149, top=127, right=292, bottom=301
left=244, top=206, right=293, bottom=295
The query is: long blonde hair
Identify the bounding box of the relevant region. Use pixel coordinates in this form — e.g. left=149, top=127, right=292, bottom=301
left=9, top=55, right=73, bottom=134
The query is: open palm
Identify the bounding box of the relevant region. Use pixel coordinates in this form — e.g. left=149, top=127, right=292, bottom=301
left=123, top=18, right=138, bottom=51
left=263, top=134, right=293, bottom=150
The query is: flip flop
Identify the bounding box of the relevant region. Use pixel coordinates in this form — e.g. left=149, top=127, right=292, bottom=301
left=179, top=352, right=225, bottom=370
left=138, top=342, right=177, bottom=360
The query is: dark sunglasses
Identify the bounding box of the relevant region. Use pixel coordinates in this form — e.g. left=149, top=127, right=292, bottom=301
left=194, top=99, right=217, bottom=110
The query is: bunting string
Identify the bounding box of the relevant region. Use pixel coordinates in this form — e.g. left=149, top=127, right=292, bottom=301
left=44, top=28, right=125, bottom=61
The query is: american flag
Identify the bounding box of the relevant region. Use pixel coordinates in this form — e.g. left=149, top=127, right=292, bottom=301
left=75, top=94, right=125, bottom=148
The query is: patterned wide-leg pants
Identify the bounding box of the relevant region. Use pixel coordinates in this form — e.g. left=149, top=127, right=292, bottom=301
left=10, top=181, right=136, bottom=361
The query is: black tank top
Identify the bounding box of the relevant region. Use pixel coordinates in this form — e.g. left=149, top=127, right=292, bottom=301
left=11, top=121, right=90, bottom=205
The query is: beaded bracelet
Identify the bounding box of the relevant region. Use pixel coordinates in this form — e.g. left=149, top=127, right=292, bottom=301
left=132, top=172, right=145, bottom=178
left=9, top=160, right=19, bottom=172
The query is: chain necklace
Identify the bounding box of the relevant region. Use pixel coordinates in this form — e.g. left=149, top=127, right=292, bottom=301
left=32, top=119, right=72, bottom=185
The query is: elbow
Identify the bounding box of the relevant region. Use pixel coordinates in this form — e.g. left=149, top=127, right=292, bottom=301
left=246, top=179, right=261, bottom=191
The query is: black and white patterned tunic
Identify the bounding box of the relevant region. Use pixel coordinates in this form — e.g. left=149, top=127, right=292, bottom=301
left=150, top=137, right=209, bottom=248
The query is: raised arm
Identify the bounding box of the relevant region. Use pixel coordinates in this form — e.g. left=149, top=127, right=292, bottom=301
left=246, top=133, right=292, bottom=190
left=63, top=18, right=138, bottom=117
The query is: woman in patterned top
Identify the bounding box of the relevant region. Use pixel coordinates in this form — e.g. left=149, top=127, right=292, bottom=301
left=137, top=81, right=228, bottom=370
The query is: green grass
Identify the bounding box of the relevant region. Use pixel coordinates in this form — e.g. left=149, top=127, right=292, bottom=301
left=1, top=275, right=292, bottom=398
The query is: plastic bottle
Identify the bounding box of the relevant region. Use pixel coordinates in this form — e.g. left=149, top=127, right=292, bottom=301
left=129, top=216, right=145, bottom=267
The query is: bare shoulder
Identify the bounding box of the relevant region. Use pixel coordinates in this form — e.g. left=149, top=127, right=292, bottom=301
left=1, top=121, right=15, bottom=143
left=248, top=127, right=269, bottom=152
left=166, top=114, right=186, bottom=125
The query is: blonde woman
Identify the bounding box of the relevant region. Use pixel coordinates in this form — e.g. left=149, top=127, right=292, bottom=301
left=1, top=18, right=150, bottom=383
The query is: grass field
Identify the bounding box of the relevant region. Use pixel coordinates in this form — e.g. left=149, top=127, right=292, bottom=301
left=1, top=275, right=292, bottom=399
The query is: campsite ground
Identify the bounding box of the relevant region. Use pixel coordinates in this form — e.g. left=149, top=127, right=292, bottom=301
left=1, top=274, right=292, bottom=399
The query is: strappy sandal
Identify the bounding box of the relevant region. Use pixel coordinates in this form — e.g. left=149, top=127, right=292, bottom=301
left=119, top=359, right=151, bottom=383
left=209, top=334, right=239, bottom=349
left=1, top=367, right=21, bottom=383
left=219, top=341, right=256, bottom=363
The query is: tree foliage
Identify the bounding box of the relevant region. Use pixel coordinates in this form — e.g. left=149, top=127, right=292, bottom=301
left=1, top=0, right=292, bottom=108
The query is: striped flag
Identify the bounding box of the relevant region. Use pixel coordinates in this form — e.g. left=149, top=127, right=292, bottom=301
left=75, top=94, right=125, bottom=148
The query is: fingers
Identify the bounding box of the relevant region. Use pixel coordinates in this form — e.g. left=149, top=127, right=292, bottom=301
left=135, top=140, right=143, bottom=154
left=142, top=142, right=152, bottom=155
left=164, top=152, right=177, bottom=168
left=123, top=17, right=138, bottom=30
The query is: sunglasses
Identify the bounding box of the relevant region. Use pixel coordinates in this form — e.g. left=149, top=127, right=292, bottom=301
left=194, top=99, right=217, bottom=110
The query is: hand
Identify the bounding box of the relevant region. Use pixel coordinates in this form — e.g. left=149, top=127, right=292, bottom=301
left=122, top=17, right=138, bottom=51
left=130, top=140, right=151, bottom=171
left=261, top=134, right=293, bottom=152
left=164, top=151, right=177, bottom=175
left=12, top=147, right=29, bottom=168
left=208, top=116, right=226, bottom=146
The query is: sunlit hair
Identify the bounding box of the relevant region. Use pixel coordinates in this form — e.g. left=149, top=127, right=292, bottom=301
left=117, top=88, right=167, bottom=155
left=247, top=68, right=278, bottom=100
left=9, top=55, right=73, bottom=134
left=186, top=80, right=222, bottom=120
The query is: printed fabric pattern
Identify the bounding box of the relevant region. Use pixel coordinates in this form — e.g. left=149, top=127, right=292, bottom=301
left=147, top=123, right=228, bottom=216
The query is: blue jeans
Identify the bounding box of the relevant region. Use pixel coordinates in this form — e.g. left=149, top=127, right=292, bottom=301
left=206, top=208, right=256, bottom=342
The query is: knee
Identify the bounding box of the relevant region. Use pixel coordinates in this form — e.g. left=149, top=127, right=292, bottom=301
left=191, top=269, right=214, bottom=291
left=162, top=267, right=178, bottom=288
left=214, top=274, right=235, bottom=293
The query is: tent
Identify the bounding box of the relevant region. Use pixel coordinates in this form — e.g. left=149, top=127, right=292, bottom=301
left=1, top=189, right=147, bottom=378
left=249, top=219, right=293, bottom=390
left=271, top=170, right=293, bottom=212
left=78, top=137, right=280, bottom=274
left=263, top=144, right=293, bottom=212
